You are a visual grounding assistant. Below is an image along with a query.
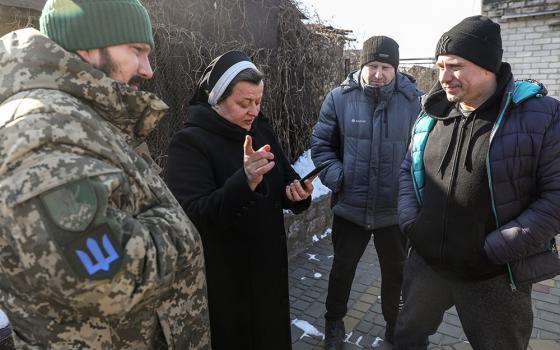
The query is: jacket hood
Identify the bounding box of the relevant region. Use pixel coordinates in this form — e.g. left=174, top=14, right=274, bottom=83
left=340, top=69, right=423, bottom=102
left=0, top=28, right=168, bottom=139
left=511, top=79, right=548, bottom=104
left=422, top=63, right=514, bottom=120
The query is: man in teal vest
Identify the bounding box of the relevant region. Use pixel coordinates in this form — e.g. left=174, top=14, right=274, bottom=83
left=395, top=16, right=560, bottom=350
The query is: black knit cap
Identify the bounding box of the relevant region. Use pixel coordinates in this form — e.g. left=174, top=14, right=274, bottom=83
left=435, top=15, right=503, bottom=73
left=361, top=36, right=399, bottom=70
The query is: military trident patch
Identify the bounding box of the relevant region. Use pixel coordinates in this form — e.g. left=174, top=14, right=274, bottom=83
left=66, top=224, right=123, bottom=280
left=76, top=233, right=119, bottom=276
left=38, top=179, right=124, bottom=280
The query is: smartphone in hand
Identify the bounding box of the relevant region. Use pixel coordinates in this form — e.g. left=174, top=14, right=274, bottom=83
left=299, top=160, right=333, bottom=188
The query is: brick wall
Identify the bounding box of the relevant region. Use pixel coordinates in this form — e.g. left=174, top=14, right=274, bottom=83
left=483, top=0, right=560, bottom=99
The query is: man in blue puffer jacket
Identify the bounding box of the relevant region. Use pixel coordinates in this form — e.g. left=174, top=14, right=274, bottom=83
left=311, top=36, right=422, bottom=349
left=395, top=16, right=560, bottom=350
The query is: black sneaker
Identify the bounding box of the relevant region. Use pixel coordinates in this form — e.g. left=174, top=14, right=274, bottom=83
left=324, top=319, right=345, bottom=350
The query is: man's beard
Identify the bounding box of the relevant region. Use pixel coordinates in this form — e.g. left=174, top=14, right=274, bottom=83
left=98, top=48, right=144, bottom=88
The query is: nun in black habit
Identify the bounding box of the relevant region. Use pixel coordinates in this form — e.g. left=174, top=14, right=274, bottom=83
left=166, top=51, right=313, bottom=350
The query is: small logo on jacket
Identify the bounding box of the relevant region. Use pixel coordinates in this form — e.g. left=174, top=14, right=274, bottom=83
left=351, top=119, right=367, bottom=123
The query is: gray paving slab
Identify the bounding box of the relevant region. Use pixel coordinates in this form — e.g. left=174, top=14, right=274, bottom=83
left=289, top=233, right=560, bottom=349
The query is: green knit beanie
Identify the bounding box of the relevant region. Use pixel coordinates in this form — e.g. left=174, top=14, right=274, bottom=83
left=40, top=0, right=155, bottom=51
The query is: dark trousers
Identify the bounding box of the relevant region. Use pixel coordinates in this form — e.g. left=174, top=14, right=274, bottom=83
left=394, top=252, right=533, bottom=350
left=325, top=215, right=406, bottom=335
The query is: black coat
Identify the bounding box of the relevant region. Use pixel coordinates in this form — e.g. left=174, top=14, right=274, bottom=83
left=167, top=104, right=310, bottom=350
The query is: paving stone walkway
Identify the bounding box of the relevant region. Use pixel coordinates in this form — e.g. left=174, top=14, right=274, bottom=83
left=288, top=231, right=560, bottom=350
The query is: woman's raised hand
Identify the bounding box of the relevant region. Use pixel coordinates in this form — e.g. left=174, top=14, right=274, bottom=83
left=243, top=135, right=275, bottom=191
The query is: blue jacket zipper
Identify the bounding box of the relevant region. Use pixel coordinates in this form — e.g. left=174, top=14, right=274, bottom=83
left=486, top=91, right=517, bottom=291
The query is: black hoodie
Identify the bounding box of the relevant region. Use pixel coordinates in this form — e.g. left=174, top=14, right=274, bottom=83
left=410, top=64, right=514, bottom=280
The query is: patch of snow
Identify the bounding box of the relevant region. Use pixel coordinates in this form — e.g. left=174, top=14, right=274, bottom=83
left=355, top=336, right=364, bottom=347
left=328, top=255, right=334, bottom=259
left=300, top=277, right=306, bottom=280
left=292, top=150, right=332, bottom=200
left=312, top=228, right=332, bottom=244
left=313, top=272, right=322, bottom=279
left=320, top=228, right=332, bottom=239
left=291, top=319, right=325, bottom=340
left=372, top=337, right=383, bottom=347
left=306, top=253, right=320, bottom=261
left=344, top=332, right=363, bottom=347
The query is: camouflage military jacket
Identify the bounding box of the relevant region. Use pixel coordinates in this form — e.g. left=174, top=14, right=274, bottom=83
left=0, top=29, right=210, bottom=349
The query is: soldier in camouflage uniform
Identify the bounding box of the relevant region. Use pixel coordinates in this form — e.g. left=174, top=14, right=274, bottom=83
left=0, top=0, right=210, bottom=348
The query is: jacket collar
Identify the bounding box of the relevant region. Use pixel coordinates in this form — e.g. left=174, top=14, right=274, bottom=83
left=340, top=69, right=422, bottom=102
left=185, top=103, right=258, bottom=142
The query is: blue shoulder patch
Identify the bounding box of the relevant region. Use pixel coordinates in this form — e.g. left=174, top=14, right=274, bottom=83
left=65, top=224, right=123, bottom=280
left=36, top=180, right=123, bottom=280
